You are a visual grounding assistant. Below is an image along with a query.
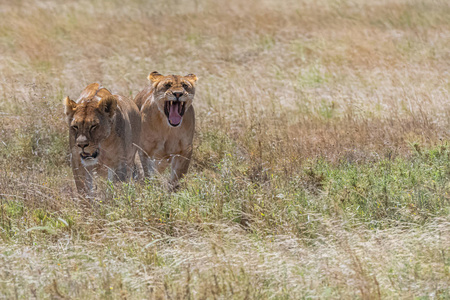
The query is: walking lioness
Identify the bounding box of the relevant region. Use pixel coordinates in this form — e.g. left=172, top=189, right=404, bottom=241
left=64, top=83, right=141, bottom=195
left=134, top=71, right=198, bottom=189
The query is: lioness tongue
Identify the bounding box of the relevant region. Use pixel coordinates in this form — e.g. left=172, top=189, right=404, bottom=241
left=169, top=102, right=182, bottom=125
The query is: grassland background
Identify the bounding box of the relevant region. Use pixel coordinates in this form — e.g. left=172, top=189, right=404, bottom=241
left=0, top=0, right=449, bottom=298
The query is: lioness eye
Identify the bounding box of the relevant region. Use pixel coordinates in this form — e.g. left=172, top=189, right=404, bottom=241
left=90, top=125, right=98, bottom=132
left=182, top=83, right=189, bottom=89
left=164, top=82, right=172, bottom=89
left=71, top=125, right=78, bottom=131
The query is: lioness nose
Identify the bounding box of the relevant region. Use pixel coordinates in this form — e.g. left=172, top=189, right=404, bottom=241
left=77, top=136, right=89, bottom=149
left=173, top=92, right=183, bottom=99
left=77, top=141, right=89, bottom=149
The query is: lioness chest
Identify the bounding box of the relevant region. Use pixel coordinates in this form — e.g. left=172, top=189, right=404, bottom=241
left=144, top=129, right=192, bottom=159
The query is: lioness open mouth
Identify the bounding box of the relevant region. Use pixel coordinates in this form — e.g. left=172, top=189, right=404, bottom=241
left=164, top=101, right=185, bottom=127
left=80, top=149, right=99, bottom=160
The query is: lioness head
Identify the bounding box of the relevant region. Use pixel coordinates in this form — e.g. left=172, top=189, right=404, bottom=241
left=63, top=93, right=118, bottom=167
left=148, top=71, right=198, bottom=127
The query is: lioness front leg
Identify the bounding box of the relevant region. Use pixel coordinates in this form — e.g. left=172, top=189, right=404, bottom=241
left=140, top=152, right=163, bottom=178
left=107, top=162, right=129, bottom=182
left=140, top=152, right=169, bottom=179
left=139, top=151, right=152, bottom=179
left=170, top=151, right=192, bottom=190
left=71, top=151, right=93, bottom=196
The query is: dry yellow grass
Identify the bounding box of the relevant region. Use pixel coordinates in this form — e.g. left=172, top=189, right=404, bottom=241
left=0, top=0, right=449, bottom=298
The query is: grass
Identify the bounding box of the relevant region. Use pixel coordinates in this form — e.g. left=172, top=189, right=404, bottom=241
left=0, top=0, right=450, bottom=298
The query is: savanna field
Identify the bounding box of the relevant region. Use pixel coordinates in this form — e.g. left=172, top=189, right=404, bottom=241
left=0, top=0, right=449, bottom=298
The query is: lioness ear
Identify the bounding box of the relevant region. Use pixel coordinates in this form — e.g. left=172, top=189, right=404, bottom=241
left=185, top=74, right=198, bottom=85
left=98, top=95, right=118, bottom=118
left=63, top=96, right=77, bottom=117
left=148, top=71, right=164, bottom=84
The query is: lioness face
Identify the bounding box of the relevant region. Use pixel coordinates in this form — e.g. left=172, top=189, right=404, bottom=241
left=149, top=71, right=198, bottom=127
left=64, top=95, right=118, bottom=167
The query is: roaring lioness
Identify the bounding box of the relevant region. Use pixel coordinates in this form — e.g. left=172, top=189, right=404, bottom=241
left=64, top=83, right=141, bottom=195
left=134, top=71, right=198, bottom=189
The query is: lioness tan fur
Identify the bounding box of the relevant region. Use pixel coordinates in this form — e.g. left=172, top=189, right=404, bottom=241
left=64, top=83, right=141, bottom=195
left=134, top=71, right=198, bottom=189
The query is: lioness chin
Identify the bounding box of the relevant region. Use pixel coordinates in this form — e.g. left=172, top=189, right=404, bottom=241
left=134, top=71, right=198, bottom=190
left=64, top=83, right=141, bottom=195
